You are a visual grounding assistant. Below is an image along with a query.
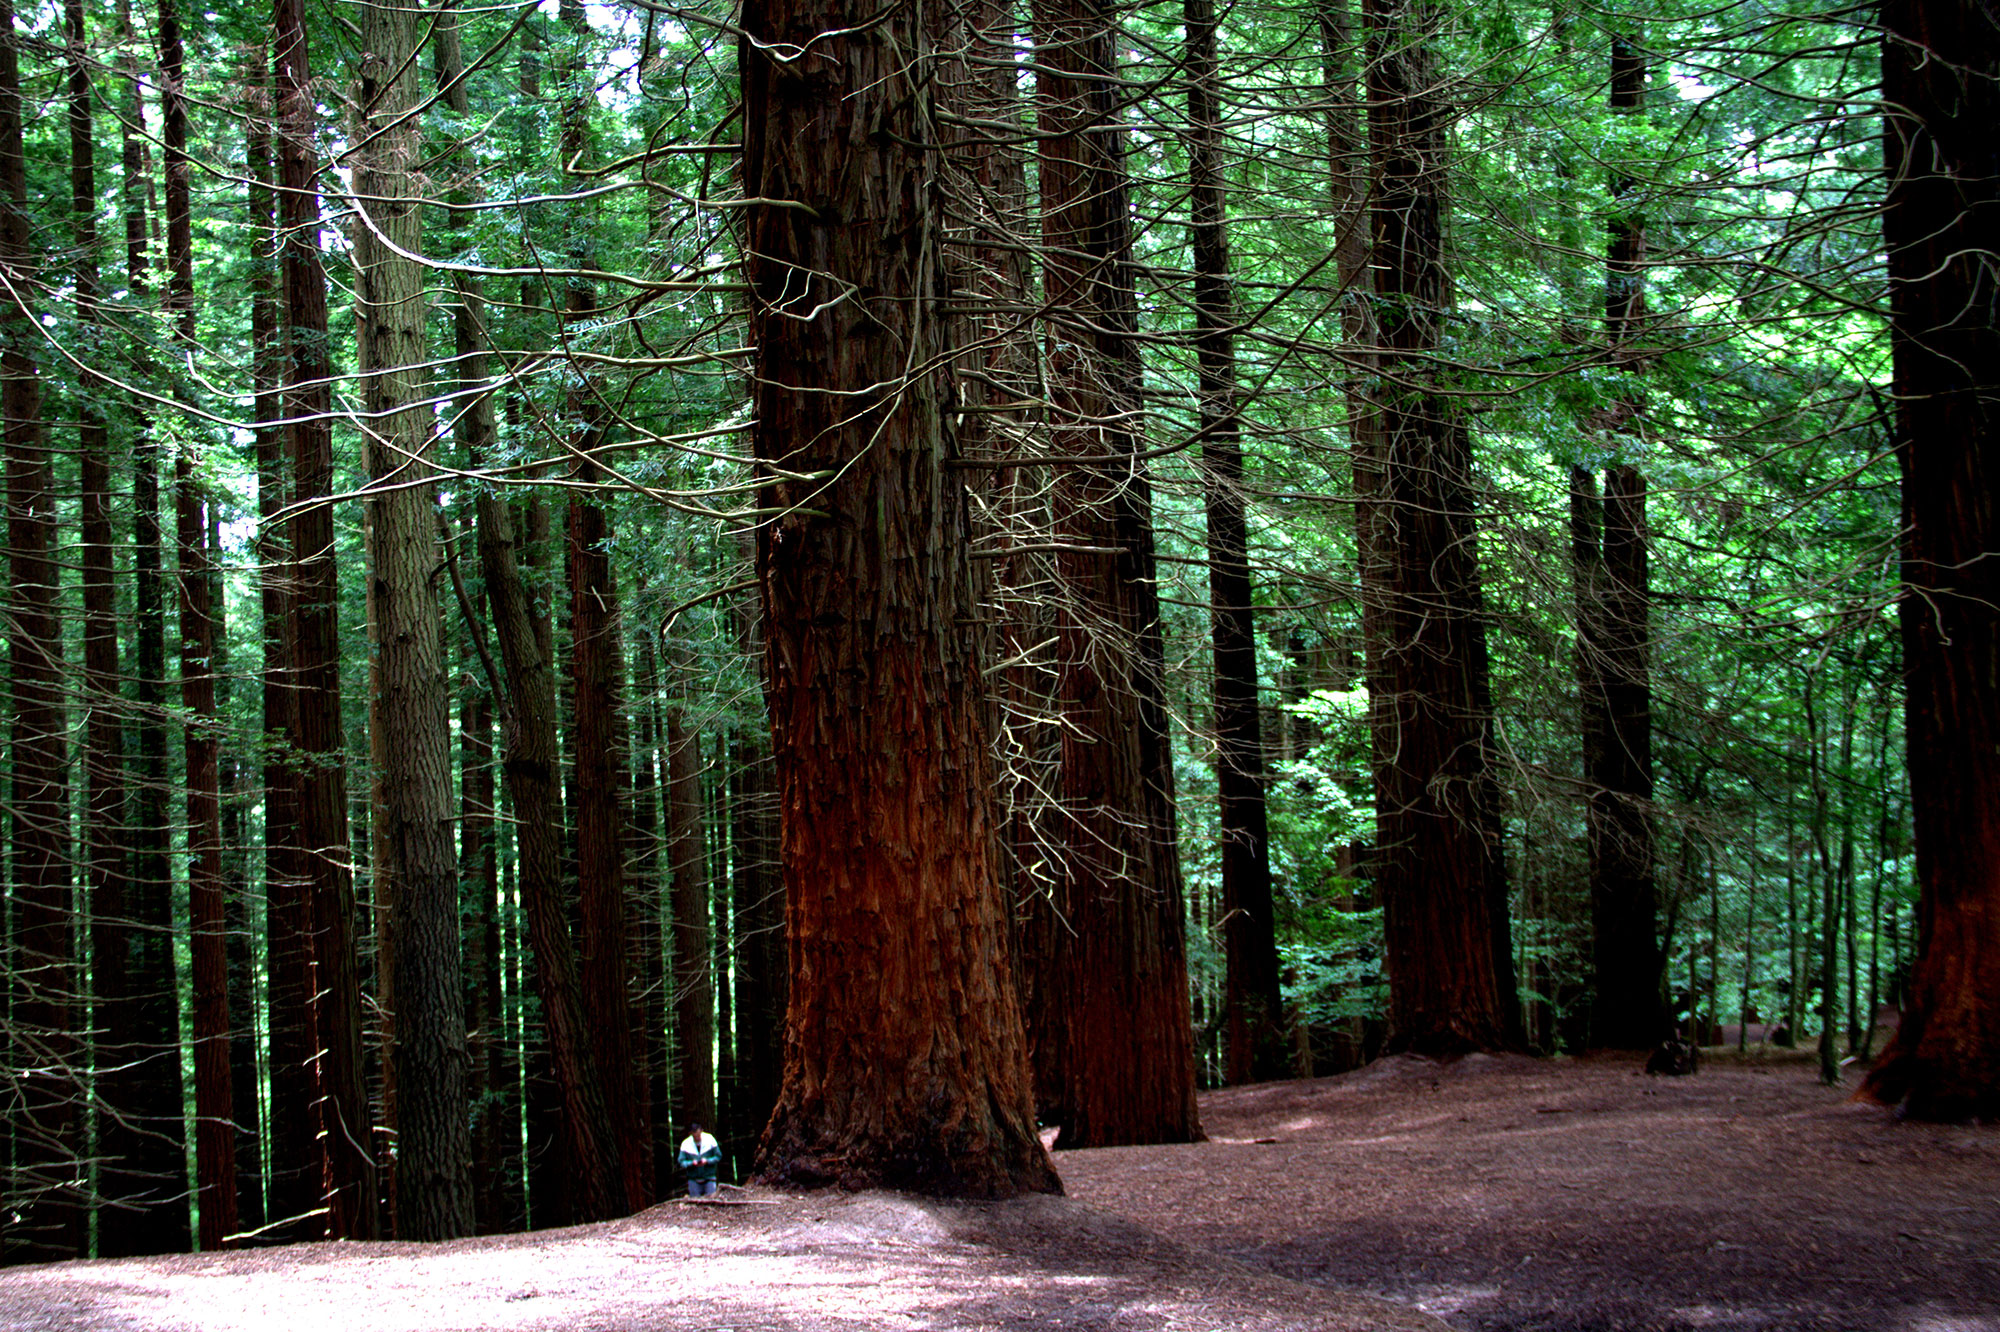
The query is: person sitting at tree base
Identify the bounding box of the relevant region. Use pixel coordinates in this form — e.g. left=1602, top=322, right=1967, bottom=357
left=679, top=1122, right=721, bottom=1198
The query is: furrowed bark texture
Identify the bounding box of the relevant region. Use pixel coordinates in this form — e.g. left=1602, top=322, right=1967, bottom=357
left=741, top=0, right=1058, bottom=1198
left=276, top=0, right=378, bottom=1237
left=1861, top=0, right=2000, bottom=1120
left=1365, top=0, right=1513, bottom=1053
left=355, top=0, right=474, bottom=1239
left=1023, top=0, right=1203, bottom=1148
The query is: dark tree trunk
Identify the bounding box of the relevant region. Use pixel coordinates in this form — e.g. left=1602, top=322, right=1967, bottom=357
left=251, top=38, right=314, bottom=1244
left=740, top=0, right=1058, bottom=1196
left=275, top=0, right=379, bottom=1237
left=160, top=0, right=238, bottom=1248
left=1, top=0, right=80, bottom=1261
left=669, top=703, right=714, bottom=1133
left=1187, top=0, right=1283, bottom=1087
left=474, top=480, right=623, bottom=1224
left=1023, top=0, right=1203, bottom=1149
left=1364, top=0, right=1513, bottom=1053
left=91, top=0, right=189, bottom=1260
left=1576, top=31, right=1665, bottom=1051
left=353, top=0, right=474, bottom=1239
left=628, top=626, right=672, bottom=1197
left=728, top=670, right=784, bottom=1169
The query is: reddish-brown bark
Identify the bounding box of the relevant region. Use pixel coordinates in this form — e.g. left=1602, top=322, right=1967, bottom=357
left=740, top=0, right=1058, bottom=1196
left=1021, top=0, right=1203, bottom=1149
left=1365, top=0, right=1513, bottom=1054
left=1860, top=0, right=2000, bottom=1121
left=275, top=0, right=378, bottom=1237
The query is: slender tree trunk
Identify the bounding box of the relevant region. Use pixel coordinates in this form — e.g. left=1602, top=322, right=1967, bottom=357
left=1365, top=0, right=1512, bottom=1053
left=89, top=0, right=191, bottom=1259
left=276, top=0, right=379, bottom=1236
left=1023, top=0, right=1203, bottom=1148
left=1187, top=0, right=1282, bottom=1086
left=159, top=0, right=238, bottom=1248
left=1, top=0, right=80, bottom=1261
left=740, top=0, right=1058, bottom=1195
left=474, top=484, right=623, bottom=1224
left=669, top=701, right=714, bottom=1133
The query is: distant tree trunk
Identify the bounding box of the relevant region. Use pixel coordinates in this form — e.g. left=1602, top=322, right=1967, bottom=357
left=474, top=479, right=623, bottom=1224
left=740, top=0, right=1058, bottom=1195
left=1863, top=0, right=2000, bottom=1117
left=1, top=0, right=80, bottom=1261
left=727, top=596, right=785, bottom=1165
left=160, top=0, right=238, bottom=1249
left=249, top=39, right=314, bottom=1244
left=74, top=0, right=178, bottom=1258
left=628, top=626, right=672, bottom=1196
left=1187, top=0, right=1283, bottom=1087
left=275, top=0, right=378, bottom=1237
left=90, top=0, right=190, bottom=1260
left=1574, top=464, right=1666, bottom=1047
left=1365, top=0, right=1513, bottom=1053
left=669, top=701, right=714, bottom=1134
left=1024, top=0, right=1203, bottom=1148
left=1803, top=671, right=1841, bottom=1084
left=353, top=0, right=474, bottom=1239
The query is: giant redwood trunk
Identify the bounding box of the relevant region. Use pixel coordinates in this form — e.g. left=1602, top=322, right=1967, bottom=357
left=1023, top=0, right=1203, bottom=1149
left=275, top=0, right=378, bottom=1238
left=1860, top=0, right=2000, bottom=1120
left=740, top=0, right=1057, bottom=1197
left=354, top=0, right=474, bottom=1239
left=1365, top=0, right=1513, bottom=1053
left=1188, top=0, right=1284, bottom=1086
left=1, top=0, right=80, bottom=1261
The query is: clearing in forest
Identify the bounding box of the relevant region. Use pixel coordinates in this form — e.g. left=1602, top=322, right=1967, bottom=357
left=1, top=1053, right=1992, bottom=1332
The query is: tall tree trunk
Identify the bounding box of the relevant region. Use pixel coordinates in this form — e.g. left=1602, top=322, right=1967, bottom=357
left=353, top=0, right=474, bottom=1240
left=1858, top=0, right=2000, bottom=1091
left=474, top=484, right=623, bottom=1224
left=1187, top=0, right=1283, bottom=1086
left=74, top=0, right=177, bottom=1257
left=251, top=39, right=314, bottom=1244
left=1364, top=0, right=1512, bottom=1053
left=740, top=0, right=1058, bottom=1196
left=1, top=0, right=80, bottom=1261
left=160, top=0, right=238, bottom=1248
left=555, top=0, right=649, bottom=1215
left=1023, top=0, right=1203, bottom=1148
left=275, top=0, right=379, bottom=1236
left=91, top=0, right=190, bottom=1259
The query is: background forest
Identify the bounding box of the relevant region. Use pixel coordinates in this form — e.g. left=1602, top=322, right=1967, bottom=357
left=0, top=0, right=1963, bottom=1263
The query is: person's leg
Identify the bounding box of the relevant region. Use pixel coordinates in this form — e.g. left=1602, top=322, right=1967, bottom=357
left=686, top=1179, right=700, bottom=1198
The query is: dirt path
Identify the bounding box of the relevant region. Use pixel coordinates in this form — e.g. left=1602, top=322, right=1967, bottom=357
left=1, top=1052, right=1992, bottom=1331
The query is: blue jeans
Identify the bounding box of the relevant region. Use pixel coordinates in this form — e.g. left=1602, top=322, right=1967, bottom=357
left=687, top=1178, right=717, bottom=1197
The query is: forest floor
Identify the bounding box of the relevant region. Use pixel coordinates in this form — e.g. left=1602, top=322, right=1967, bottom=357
left=1, top=1051, right=1994, bottom=1332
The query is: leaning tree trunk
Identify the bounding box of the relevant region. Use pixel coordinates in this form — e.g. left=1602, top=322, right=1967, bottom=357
left=1364, top=0, right=1513, bottom=1053
left=740, top=0, right=1058, bottom=1197
left=1023, top=0, right=1203, bottom=1149
left=353, top=0, right=473, bottom=1240
left=275, top=0, right=378, bottom=1237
